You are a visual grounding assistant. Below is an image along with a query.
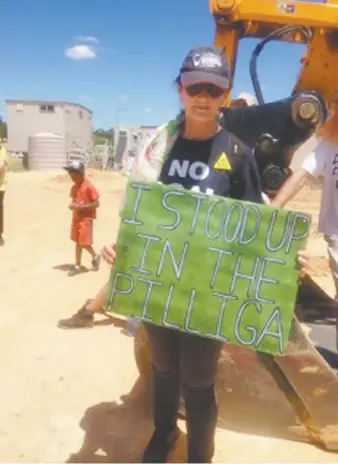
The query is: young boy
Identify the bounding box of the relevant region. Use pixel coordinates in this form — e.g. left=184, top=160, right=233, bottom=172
left=64, top=161, right=101, bottom=277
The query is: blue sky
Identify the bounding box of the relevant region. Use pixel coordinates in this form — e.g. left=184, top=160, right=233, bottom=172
left=0, top=0, right=306, bottom=129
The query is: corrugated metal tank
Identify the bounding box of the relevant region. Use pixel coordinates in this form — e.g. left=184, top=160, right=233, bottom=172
left=28, top=132, right=66, bottom=170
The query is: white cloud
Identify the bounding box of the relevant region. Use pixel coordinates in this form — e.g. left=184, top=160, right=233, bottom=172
left=236, top=92, right=257, bottom=106
left=119, top=95, right=128, bottom=101
left=144, top=107, right=152, bottom=112
left=65, top=45, right=97, bottom=60
left=79, top=95, right=93, bottom=102
left=76, top=36, right=99, bottom=44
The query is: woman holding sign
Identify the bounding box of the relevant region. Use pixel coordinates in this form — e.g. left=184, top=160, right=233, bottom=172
left=110, top=46, right=307, bottom=464
left=113, top=47, right=264, bottom=463
left=62, top=47, right=310, bottom=462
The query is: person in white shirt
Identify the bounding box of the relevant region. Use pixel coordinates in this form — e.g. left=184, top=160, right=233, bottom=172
left=272, top=94, right=338, bottom=350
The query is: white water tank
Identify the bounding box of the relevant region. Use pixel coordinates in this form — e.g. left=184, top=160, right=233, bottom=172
left=28, top=132, right=66, bottom=170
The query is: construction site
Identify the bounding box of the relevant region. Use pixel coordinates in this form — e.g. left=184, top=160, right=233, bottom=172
left=2, top=0, right=338, bottom=462
left=0, top=165, right=337, bottom=463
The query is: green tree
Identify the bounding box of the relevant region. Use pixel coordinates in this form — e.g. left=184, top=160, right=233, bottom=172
left=0, top=117, right=7, bottom=140
left=93, top=127, right=114, bottom=145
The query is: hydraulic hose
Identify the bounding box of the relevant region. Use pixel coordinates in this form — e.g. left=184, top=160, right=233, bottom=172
left=250, top=25, right=312, bottom=105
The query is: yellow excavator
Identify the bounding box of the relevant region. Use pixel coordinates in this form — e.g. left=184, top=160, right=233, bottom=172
left=133, top=0, right=338, bottom=454
left=214, top=0, right=338, bottom=195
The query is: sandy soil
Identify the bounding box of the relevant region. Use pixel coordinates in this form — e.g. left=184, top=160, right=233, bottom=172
left=0, top=169, right=337, bottom=463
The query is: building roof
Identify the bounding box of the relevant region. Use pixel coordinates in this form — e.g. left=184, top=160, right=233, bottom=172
left=6, top=99, right=92, bottom=114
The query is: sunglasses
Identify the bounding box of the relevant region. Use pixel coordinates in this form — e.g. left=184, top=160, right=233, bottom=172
left=185, top=83, right=225, bottom=98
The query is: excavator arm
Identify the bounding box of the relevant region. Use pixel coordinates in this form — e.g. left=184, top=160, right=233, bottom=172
left=205, top=0, right=338, bottom=452
left=211, top=0, right=338, bottom=102
left=210, top=0, right=338, bottom=194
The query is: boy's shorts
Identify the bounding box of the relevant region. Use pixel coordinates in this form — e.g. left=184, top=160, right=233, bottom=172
left=71, top=219, right=93, bottom=246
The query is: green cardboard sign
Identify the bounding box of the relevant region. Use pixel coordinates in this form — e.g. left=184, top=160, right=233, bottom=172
left=105, top=180, right=311, bottom=355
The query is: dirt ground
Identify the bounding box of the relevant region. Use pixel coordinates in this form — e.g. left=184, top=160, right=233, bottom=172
left=1, top=169, right=337, bottom=463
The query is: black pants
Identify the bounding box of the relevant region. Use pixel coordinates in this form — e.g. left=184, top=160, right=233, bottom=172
left=0, top=191, right=4, bottom=236
left=144, top=323, right=222, bottom=463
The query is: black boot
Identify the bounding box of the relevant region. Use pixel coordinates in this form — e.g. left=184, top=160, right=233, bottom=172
left=142, top=367, right=180, bottom=463
left=184, top=385, right=217, bottom=463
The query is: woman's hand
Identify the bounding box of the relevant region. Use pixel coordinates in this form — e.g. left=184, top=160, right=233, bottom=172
left=101, top=243, right=117, bottom=269
left=297, top=249, right=311, bottom=279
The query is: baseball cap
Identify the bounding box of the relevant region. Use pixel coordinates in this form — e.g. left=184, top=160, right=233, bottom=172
left=178, top=46, right=231, bottom=90
left=63, top=160, right=85, bottom=173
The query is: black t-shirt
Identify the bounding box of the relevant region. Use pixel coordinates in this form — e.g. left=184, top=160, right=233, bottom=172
left=159, top=129, right=263, bottom=203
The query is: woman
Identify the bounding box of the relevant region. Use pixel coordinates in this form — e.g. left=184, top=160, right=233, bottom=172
left=104, top=47, right=310, bottom=462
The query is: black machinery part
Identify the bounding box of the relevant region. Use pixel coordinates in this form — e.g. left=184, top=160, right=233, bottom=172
left=221, top=94, right=327, bottom=192
left=220, top=25, right=328, bottom=193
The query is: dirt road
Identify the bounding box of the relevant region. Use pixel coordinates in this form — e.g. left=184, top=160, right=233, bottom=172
left=0, top=169, right=337, bottom=463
